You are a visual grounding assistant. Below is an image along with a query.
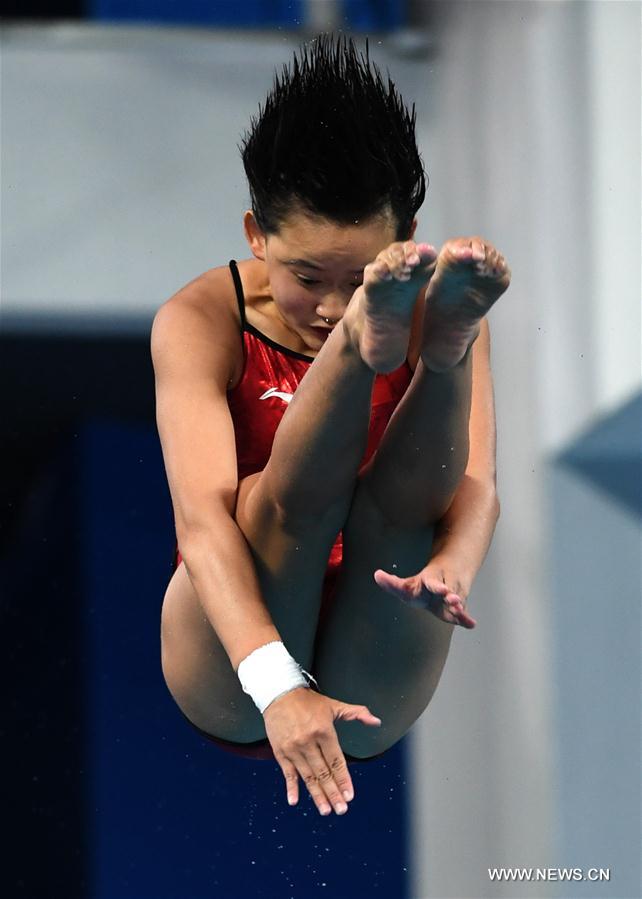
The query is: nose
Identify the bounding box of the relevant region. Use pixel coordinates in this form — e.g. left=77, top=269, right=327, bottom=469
left=316, top=289, right=350, bottom=325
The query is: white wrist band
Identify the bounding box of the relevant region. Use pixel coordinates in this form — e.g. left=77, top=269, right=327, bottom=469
left=237, top=641, right=318, bottom=714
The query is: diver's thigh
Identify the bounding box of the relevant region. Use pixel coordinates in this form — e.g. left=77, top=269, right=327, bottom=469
left=312, top=482, right=455, bottom=758
left=160, top=561, right=266, bottom=742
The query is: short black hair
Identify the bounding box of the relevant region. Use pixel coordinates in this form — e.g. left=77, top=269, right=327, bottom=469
left=240, top=34, right=427, bottom=239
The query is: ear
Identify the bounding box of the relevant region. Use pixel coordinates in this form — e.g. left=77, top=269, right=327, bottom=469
left=408, top=218, right=418, bottom=241
left=243, top=210, right=267, bottom=260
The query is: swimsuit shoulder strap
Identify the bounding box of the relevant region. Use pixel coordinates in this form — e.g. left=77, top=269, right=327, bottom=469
left=228, top=260, right=246, bottom=332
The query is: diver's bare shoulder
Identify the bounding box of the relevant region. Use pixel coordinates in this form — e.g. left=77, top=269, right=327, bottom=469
left=156, top=264, right=248, bottom=390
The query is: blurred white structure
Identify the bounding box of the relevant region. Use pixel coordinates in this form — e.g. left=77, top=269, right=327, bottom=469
left=304, top=0, right=342, bottom=31
left=409, top=4, right=641, bottom=898
left=2, top=5, right=639, bottom=897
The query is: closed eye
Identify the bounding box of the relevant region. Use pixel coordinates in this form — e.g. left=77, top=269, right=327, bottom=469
left=295, top=274, right=363, bottom=289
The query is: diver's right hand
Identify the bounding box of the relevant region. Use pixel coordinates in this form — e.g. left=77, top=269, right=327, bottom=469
left=262, top=686, right=382, bottom=816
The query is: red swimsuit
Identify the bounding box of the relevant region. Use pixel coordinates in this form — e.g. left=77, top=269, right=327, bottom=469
left=173, top=260, right=413, bottom=601
left=172, top=260, right=413, bottom=761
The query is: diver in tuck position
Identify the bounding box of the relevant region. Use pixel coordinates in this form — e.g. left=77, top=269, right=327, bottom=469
left=154, top=35, right=510, bottom=817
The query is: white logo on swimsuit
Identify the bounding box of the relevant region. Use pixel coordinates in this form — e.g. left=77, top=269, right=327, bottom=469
left=259, top=387, right=294, bottom=404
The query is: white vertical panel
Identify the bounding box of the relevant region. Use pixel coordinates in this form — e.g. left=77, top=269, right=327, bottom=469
left=587, top=2, right=642, bottom=411
left=409, top=2, right=641, bottom=898
left=409, top=2, right=561, bottom=895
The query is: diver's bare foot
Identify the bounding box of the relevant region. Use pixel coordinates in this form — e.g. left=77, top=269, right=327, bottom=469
left=343, top=241, right=438, bottom=373
left=421, top=237, right=511, bottom=372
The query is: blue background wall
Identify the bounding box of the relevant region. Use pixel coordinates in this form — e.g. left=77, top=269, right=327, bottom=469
left=88, top=0, right=404, bottom=29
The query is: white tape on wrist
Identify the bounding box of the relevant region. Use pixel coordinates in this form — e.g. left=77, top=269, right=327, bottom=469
left=236, top=641, right=318, bottom=714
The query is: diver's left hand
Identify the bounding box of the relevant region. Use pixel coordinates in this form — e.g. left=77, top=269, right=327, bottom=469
left=373, top=564, right=477, bottom=629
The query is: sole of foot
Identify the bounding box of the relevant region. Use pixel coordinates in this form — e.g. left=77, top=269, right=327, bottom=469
left=343, top=240, right=438, bottom=373
left=421, top=237, right=511, bottom=372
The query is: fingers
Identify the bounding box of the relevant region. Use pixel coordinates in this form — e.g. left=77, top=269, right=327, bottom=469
left=374, top=568, right=434, bottom=599
left=274, top=698, right=383, bottom=816
left=276, top=741, right=353, bottom=817
left=374, top=569, right=448, bottom=606
left=333, top=702, right=382, bottom=728
left=374, top=568, right=477, bottom=628
left=444, top=593, right=477, bottom=629
left=266, top=690, right=380, bottom=817
left=278, top=756, right=300, bottom=807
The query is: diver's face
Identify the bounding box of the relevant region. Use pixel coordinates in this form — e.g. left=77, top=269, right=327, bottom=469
left=250, top=207, right=400, bottom=352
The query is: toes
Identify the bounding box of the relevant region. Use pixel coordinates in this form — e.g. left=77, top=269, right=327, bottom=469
left=403, top=240, right=429, bottom=268
left=365, top=259, right=393, bottom=283
left=470, top=237, right=486, bottom=262
left=365, top=240, right=437, bottom=290
left=440, top=237, right=510, bottom=282
left=442, top=239, right=475, bottom=265
left=393, top=241, right=434, bottom=278
left=373, top=244, right=413, bottom=282
left=483, top=248, right=510, bottom=281
left=391, top=246, right=412, bottom=278
left=385, top=243, right=406, bottom=267
left=416, top=242, right=438, bottom=261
